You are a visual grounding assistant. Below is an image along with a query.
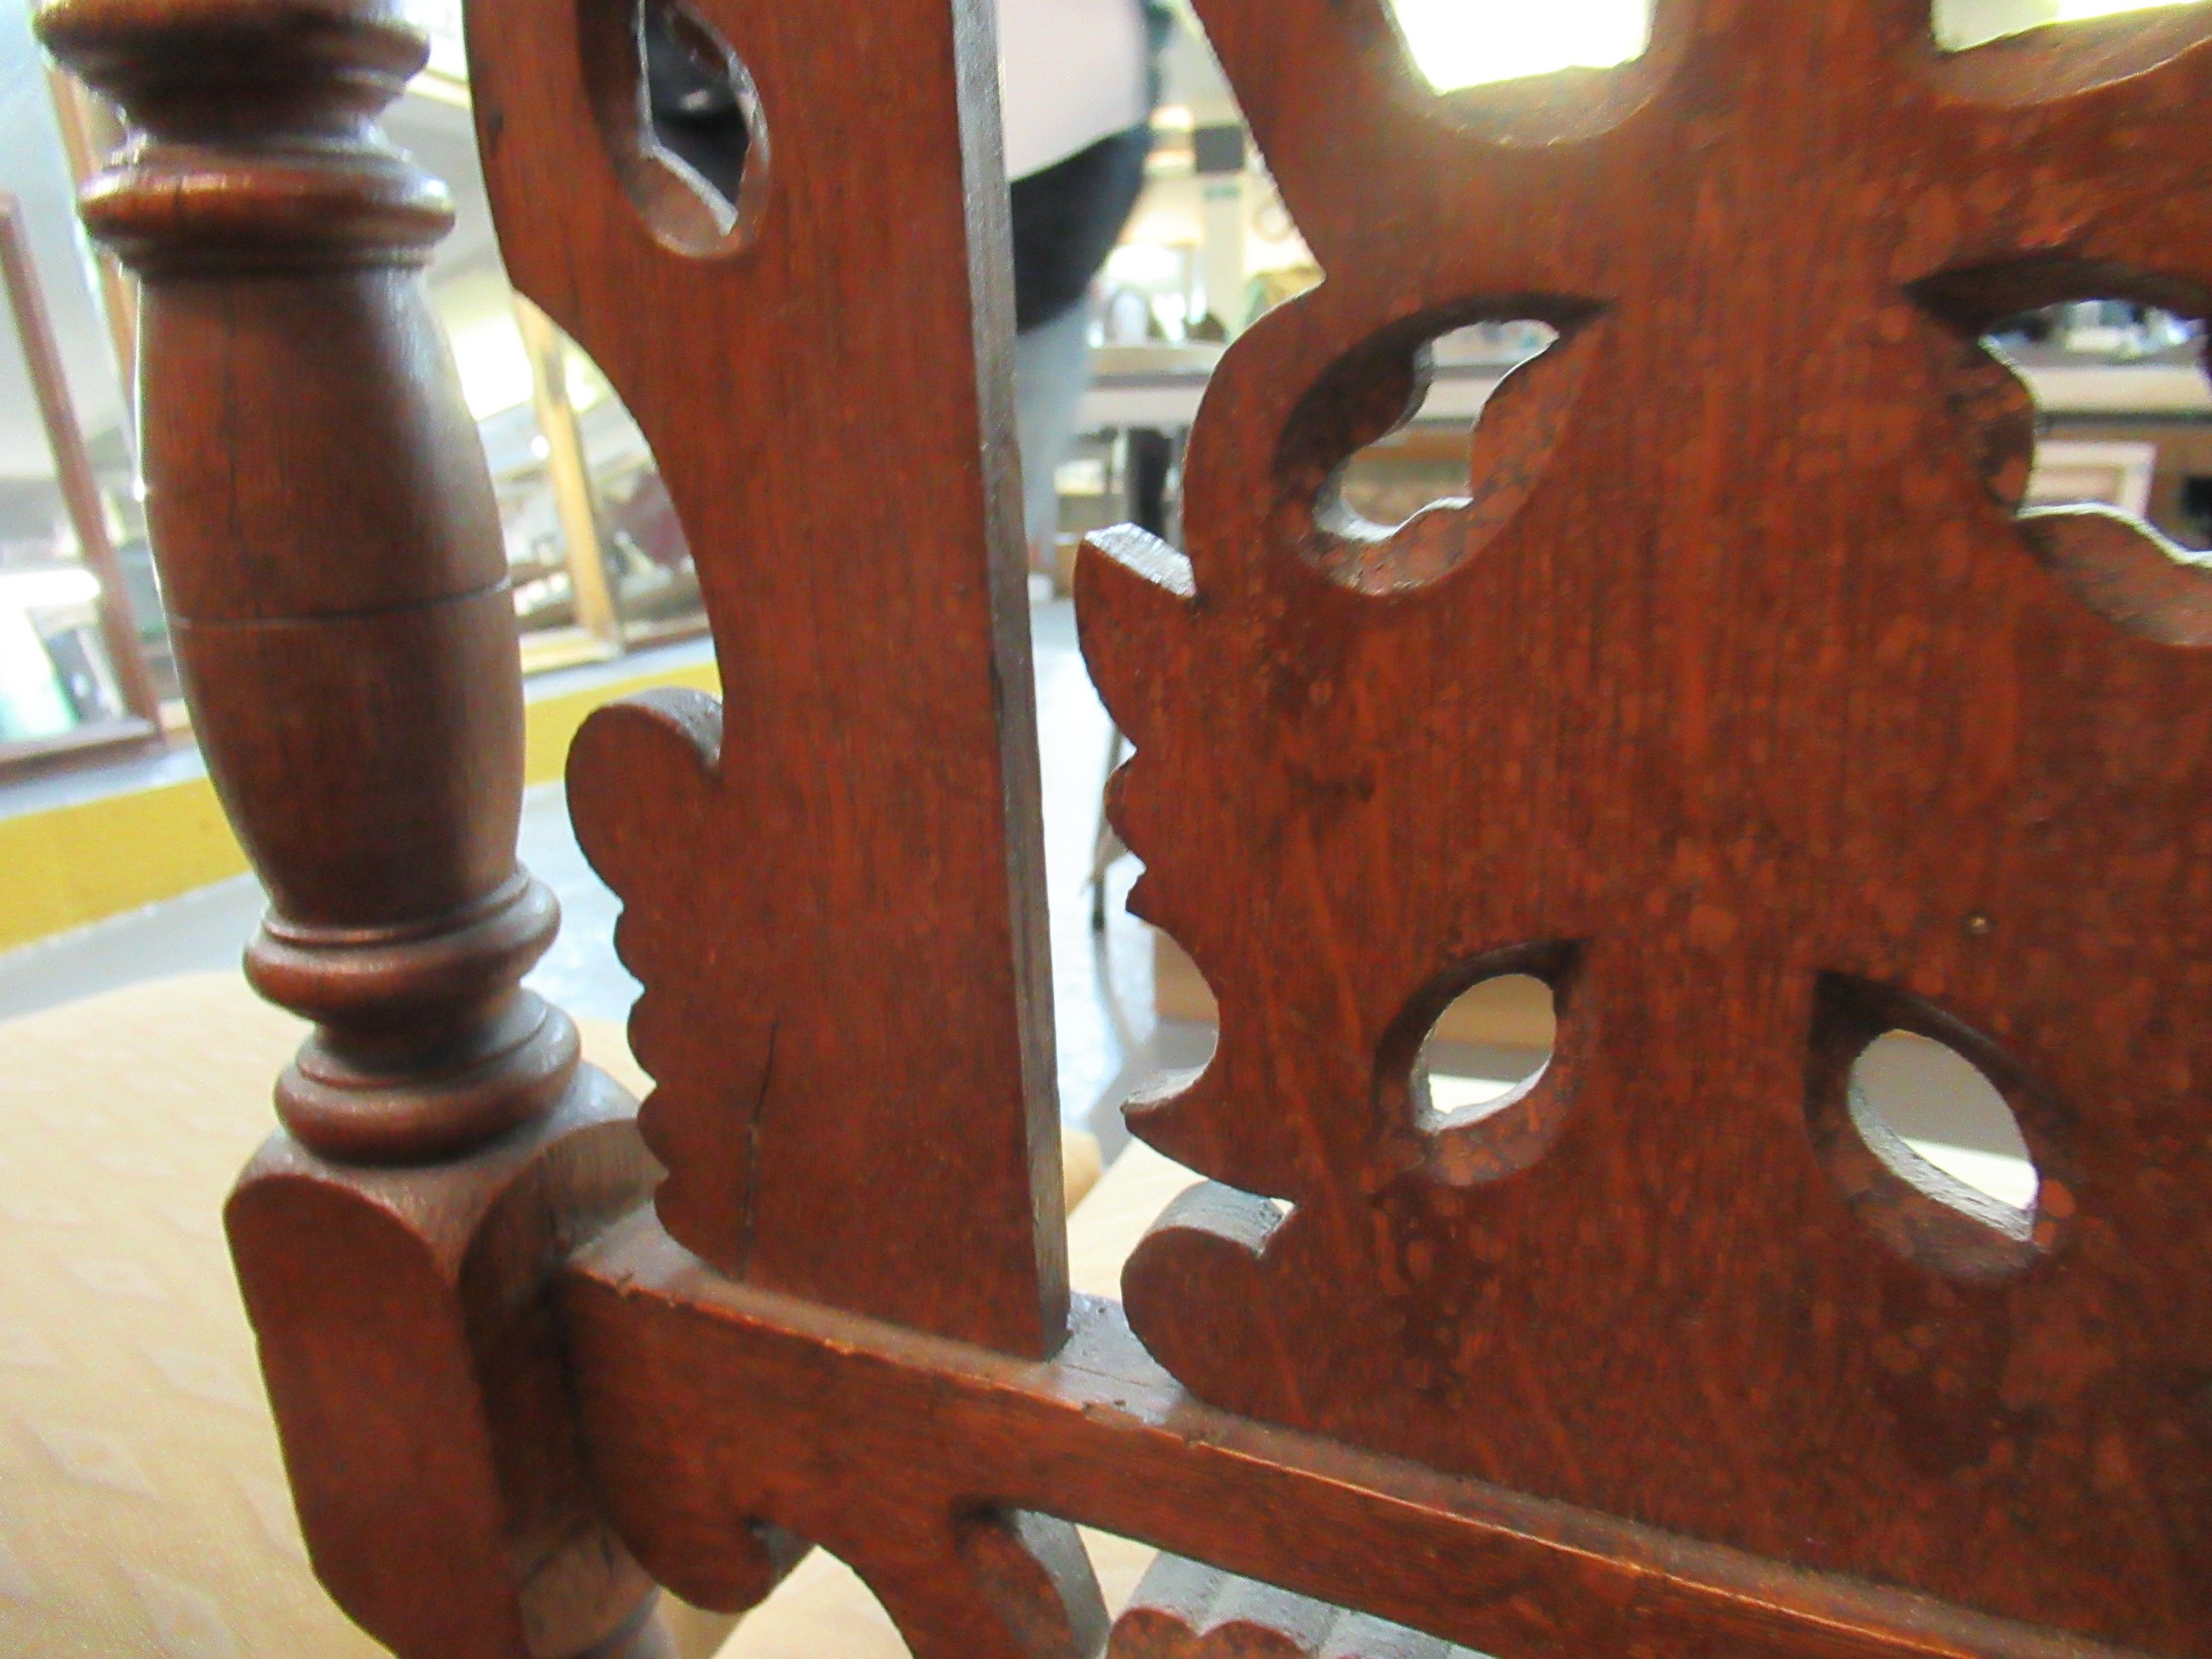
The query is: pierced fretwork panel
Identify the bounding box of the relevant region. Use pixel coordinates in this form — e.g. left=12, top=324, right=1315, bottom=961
left=1080, top=3, right=2212, bottom=1650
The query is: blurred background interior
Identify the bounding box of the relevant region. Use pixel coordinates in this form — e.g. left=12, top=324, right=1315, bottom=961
left=2, top=0, right=2206, bottom=1155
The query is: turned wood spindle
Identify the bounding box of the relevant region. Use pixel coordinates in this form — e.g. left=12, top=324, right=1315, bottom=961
left=38, top=0, right=573, bottom=1161
left=37, top=3, right=669, bottom=1655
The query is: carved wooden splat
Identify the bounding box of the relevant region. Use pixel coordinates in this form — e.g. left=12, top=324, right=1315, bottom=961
left=463, top=0, right=1068, bottom=1356
left=1079, top=2, right=2212, bottom=1649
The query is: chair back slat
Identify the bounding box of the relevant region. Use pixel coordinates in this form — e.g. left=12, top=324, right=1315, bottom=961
left=469, top=0, right=1069, bottom=1356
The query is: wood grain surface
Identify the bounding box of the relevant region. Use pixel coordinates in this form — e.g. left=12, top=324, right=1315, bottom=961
left=564, top=1214, right=2149, bottom=1659
left=1078, top=3, right=2212, bottom=1650
left=466, top=0, right=1068, bottom=1357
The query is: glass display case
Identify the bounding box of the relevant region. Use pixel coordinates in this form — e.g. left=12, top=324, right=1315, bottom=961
left=0, top=3, right=166, bottom=778
left=0, top=191, right=160, bottom=771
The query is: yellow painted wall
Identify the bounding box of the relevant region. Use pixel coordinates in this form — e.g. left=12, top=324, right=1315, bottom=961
left=519, top=660, right=721, bottom=787
left=0, top=658, right=722, bottom=956
left=0, top=780, right=247, bottom=953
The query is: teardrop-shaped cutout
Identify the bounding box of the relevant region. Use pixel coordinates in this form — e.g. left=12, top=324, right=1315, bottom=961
left=1851, top=1031, right=2040, bottom=1212
left=581, top=0, right=768, bottom=256
left=1416, top=971, right=1554, bottom=1127
left=1384, top=945, right=1575, bottom=1186
left=1808, top=975, right=2068, bottom=1281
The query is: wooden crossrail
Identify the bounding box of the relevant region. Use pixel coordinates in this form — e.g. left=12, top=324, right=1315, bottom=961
left=564, top=1214, right=2145, bottom=1659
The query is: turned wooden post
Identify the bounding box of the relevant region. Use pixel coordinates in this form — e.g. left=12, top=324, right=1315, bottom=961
left=36, top=1, right=668, bottom=1654
left=38, top=0, right=560, bottom=1156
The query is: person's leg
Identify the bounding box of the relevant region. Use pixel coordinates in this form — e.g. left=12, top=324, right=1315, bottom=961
left=1013, top=297, right=1099, bottom=562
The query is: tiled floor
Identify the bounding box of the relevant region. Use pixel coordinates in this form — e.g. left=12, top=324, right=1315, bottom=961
left=0, top=597, right=1158, bottom=1127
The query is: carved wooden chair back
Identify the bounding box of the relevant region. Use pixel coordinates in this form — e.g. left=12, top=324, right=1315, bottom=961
left=32, top=0, right=2212, bottom=1654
